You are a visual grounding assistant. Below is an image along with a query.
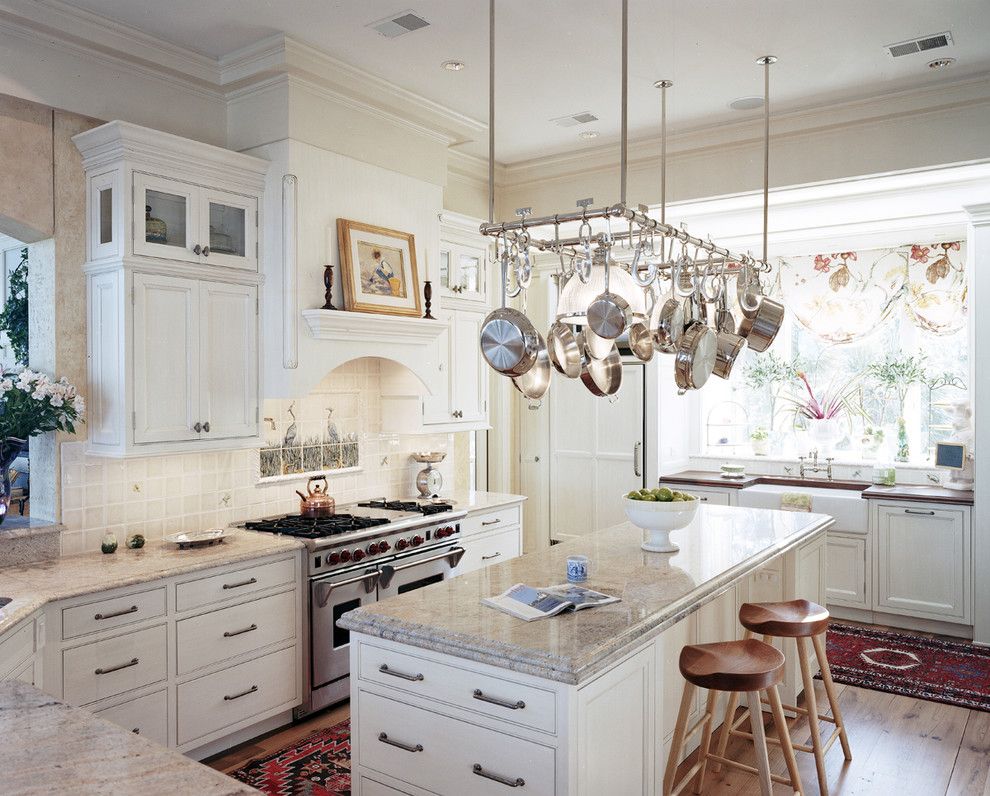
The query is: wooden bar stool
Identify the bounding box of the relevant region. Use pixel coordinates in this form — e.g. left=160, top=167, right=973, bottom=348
left=663, top=638, right=803, bottom=796
left=714, top=599, right=852, bottom=796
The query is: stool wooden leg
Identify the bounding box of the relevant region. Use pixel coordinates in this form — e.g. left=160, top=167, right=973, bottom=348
left=692, top=689, right=719, bottom=794
left=664, top=681, right=697, bottom=796
left=813, top=632, right=852, bottom=761
left=746, top=691, right=773, bottom=796
left=796, top=636, right=829, bottom=796
left=711, top=691, right=739, bottom=774
left=767, top=684, right=804, bottom=794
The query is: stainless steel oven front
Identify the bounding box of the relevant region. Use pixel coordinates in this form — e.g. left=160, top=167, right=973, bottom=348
left=376, top=544, right=466, bottom=601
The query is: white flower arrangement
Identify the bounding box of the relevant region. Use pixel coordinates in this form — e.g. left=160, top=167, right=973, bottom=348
left=0, top=369, right=85, bottom=460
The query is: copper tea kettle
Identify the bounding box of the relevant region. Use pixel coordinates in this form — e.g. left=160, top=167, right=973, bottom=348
left=296, top=475, right=335, bottom=518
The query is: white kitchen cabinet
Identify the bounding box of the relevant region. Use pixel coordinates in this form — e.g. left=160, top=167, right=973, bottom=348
left=74, top=120, right=266, bottom=457
left=439, top=211, right=488, bottom=306
left=826, top=533, right=869, bottom=609
left=658, top=483, right=737, bottom=506
left=419, top=308, right=489, bottom=430
left=454, top=504, right=523, bottom=577
left=874, top=502, right=971, bottom=623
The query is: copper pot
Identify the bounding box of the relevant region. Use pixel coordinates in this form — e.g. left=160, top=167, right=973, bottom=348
left=296, top=475, right=335, bottom=517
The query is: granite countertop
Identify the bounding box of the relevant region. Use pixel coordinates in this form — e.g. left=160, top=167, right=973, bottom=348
left=0, top=531, right=303, bottom=636
left=447, top=489, right=526, bottom=514
left=0, top=680, right=257, bottom=795
left=339, top=505, right=832, bottom=685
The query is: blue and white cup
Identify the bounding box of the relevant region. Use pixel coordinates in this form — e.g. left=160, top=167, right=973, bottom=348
left=566, top=555, right=589, bottom=582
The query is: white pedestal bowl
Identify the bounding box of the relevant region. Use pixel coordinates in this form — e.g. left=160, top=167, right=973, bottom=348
left=622, top=495, right=699, bottom=553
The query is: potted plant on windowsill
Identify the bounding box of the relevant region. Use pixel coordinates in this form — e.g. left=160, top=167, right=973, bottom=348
left=750, top=427, right=770, bottom=456
left=867, top=354, right=927, bottom=463
left=783, top=372, right=861, bottom=455
left=0, top=369, right=84, bottom=523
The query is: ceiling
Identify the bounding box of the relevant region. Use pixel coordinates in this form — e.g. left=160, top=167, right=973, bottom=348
left=53, top=0, right=990, bottom=163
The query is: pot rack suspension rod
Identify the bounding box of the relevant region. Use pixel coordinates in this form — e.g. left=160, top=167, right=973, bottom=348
left=619, top=0, right=629, bottom=205
left=487, top=0, right=495, bottom=224
left=758, top=55, right=776, bottom=265
left=654, top=79, right=672, bottom=225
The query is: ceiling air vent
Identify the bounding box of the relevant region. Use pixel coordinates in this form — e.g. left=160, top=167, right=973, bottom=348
left=367, top=10, right=430, bottom=39
left=550, top=111, right=600, bottom=128
left=886, top=31, right=953, bottom=58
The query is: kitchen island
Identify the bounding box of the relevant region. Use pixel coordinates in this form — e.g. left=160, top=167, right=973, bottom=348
left=339, top=504, right=832, bottom=795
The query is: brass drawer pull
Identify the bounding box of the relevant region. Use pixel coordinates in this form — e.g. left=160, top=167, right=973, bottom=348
left=379, top=663, right=424, bottom=682
left=223, top=623, right=258, bottom=638
left=378, top=732, right=423, bottom=753
left=481, top=518, right=501, bottom=526
left=223, top=684, right=258, bottom=701
left=473, top=688, right=525, bottom=710
left=222, top=577, right=258, bottom=590
left=95, top=657, right=139, bottom=675
left=472, top=763, right=525, bottom=788
left=904, top=509, right=936, bottom=516
left=94, top=605, right=138, bottom=621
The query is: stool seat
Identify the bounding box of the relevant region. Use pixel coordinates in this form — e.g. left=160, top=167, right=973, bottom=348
left=739, top=598, right=830, bottom=638
left=679, top=639, right=785, bottom=692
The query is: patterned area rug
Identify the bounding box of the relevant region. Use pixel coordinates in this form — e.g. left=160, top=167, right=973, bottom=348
left=231, top=719, right=351, bottom=795
left=823, top=622, right=990, bottom=712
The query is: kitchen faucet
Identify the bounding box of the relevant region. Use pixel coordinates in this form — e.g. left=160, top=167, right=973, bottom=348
left=798, top=449, right=834, bottom=480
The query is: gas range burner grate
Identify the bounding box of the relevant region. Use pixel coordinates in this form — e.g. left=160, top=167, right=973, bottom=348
left=357, top=499, right=454, bottom=515
left=244, top=513, right=391, bottom=539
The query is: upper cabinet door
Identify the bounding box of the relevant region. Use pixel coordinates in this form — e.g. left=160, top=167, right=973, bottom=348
left=199, top=281, right=259, bottom=440
left=132, top=273, right=201, bottom=443
left=200, top=188, right=258, bottom=271
left=450, top=310, right=487, bottom=424
left=440, top=241, right=489, bottom=304
left=132, top=173, right=201, bottom=263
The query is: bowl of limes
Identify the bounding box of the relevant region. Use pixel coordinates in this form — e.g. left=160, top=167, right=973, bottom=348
left=623, top=487, right=699, bottom=553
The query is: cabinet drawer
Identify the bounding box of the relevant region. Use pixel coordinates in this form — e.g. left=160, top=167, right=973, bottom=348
left=175, top=557, right=295, bottom=611
left=361, top=777, right=415, bottom=796
left=95, top=689, right=168, bottom=746
left=176, top=590, right=295, bottom=675
left=360, top=690, right=555, bottom=795
left=0, top=621, right=35, bottom=677
left=359, top=643, right=556, bottom=734
left=455, top=527, right=521, bottom=577
left=461, top=505, right=521, bottom=538
left=62, top=587, right=166, bottom=640
left=63, top=624, right=167, bottom=706
left=176, top=646, right=297, bottom=745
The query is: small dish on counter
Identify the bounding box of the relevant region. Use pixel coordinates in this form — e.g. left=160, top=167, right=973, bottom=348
left=719, top=462, right=746, bottom=479
left=164, top=528, right=230, bottom=549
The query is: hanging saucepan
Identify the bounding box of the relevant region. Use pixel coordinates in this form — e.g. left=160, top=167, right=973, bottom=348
left=674, top=322, right=718, bottom=390
left=583, top=325, right=615, bottom=360
left=480, top=246, right=540, bottom=376
left=627, top=313, right=654, bottom=362
left=547, top=321, right=581, bottom=378
left=586, top=246, right=630, bottom=340
left=512, top=330, right=552, bottom=401
left=712, top=330, right=746, bottom=379
left=651, top=256, right=690, bottom=353
left=737, top=296, right=785, bottom=352
left=577, top=331, right=622, bottom=397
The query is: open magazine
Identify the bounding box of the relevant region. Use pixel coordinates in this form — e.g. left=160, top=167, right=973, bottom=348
left=482, top=583, right=620, bottom=622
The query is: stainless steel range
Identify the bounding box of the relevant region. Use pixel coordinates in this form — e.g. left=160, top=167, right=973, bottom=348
left=242, top=498, right=467, bottom=715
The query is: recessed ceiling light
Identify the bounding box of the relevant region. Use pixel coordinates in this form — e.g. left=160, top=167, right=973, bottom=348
left=728, top=96, right=764, bottom=111
left=441, top=60, right=465, bottom=72
left=578, top=130, right=600, bottom=140
left=928, top=57, right=956, bottom=70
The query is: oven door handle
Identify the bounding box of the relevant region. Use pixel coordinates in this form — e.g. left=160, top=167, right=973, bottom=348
left=315, top=570, right=380, bottom=608
left=378, top=547, right=466, bottom=590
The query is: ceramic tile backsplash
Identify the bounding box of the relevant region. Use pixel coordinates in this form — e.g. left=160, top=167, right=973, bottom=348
left=59, top=360, right=456, bottom=555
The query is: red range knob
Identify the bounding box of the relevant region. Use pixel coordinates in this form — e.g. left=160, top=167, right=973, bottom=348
left=327, top=552, right=341, bottom=565
left=442, top=526, right=454, bottom=537
left=395, top=539, right=408, bottom=551
left=339, top=549, right=351, bottom=563
left=434, top=527, right=446, bottom=539
left=352, top=549, right=365, bottom=562
left=378, top=540, right=391, bottom=553
left=367, top=542, right=380, bottom=555
left=411, top=535, right=424, bottom=547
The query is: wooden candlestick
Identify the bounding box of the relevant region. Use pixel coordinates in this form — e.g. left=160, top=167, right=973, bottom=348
left=423, top=280, right=434, bottom=319
left=322, top=265, right=338, bottom=310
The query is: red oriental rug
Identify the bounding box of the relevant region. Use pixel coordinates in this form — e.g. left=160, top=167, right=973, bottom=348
left=822, top=622, right=990, bottom=712
left=231, top=718, right=352, bottom=795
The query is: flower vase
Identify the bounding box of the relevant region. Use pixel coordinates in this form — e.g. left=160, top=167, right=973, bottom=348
left=0, top=437, right=26, bottom=525
left=806, top=417, right=841, bottom=455
left=896, top=417, right=910, bottom=463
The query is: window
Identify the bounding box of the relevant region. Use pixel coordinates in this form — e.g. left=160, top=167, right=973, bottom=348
left=700, top=241, right=968, bottom=464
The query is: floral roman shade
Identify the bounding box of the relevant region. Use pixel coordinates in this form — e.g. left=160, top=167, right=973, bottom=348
left=770, top=241, right=966, bottom=343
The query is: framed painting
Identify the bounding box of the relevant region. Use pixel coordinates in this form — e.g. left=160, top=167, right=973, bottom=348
left=336, top=219, right=422, bottom=317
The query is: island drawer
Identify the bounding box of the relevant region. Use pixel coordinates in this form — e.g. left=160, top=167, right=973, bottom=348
left=455, top=527, right=521, bottom=576
left=62, top=587, right=166, bottom=640
left=359, top=643, right=556, bottom=734
left=0, top=621, right=35, bottom=677
left=63, top=624, right=167, bottom=706
left=176, top=646, right=297, bottom=745
left=175, top=557, right=295, bottom=611
left=175, top=590, right=295, bottom=675
left=461, top=505, right=521, bottom=538
left=94, top=688, right=168, bottom=746
left=359, top=690, right=555, bottom=795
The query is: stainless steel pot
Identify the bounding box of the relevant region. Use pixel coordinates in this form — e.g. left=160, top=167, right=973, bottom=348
left=674, top=322, right=717, bottom=390
left=547, top=321, right=581, bottom=378
left=480, top=251, right=540, bottom=376
left=577, top=331, right=622, bottom=397
left=626, top=314, right=654, bottom=362
left=650, top=290, right=684, bottom=353
left=587, top=247, right=631, bottom=340
left=737, top=296, right=784, bottom=352
left=583, top=326, right=615, bottom=360
left=712, top=330, right=746, bottom=379
left=512, top=331, right=552, bottom=401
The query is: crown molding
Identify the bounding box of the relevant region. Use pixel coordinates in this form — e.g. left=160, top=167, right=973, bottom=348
left=220, top=34, right=487, bottom=149
left=446, top=149, right=506, bottom=189
left=0, top=0, right=222, bottom=98
left=502, top=73, right=990, bottom=188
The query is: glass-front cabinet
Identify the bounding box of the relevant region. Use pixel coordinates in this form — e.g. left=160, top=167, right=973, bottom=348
left=438, top=212, right=489, bottom=306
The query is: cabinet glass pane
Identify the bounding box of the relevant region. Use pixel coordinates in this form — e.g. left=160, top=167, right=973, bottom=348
left=144, top=189, right=187, bottom=249
left=458, top=253, right=481, bottom=292
left=208, top=202, right=246, bottom=257
left=98, top=187, right=113, bottom=244
left=440, top=250, right=450, bottom=287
